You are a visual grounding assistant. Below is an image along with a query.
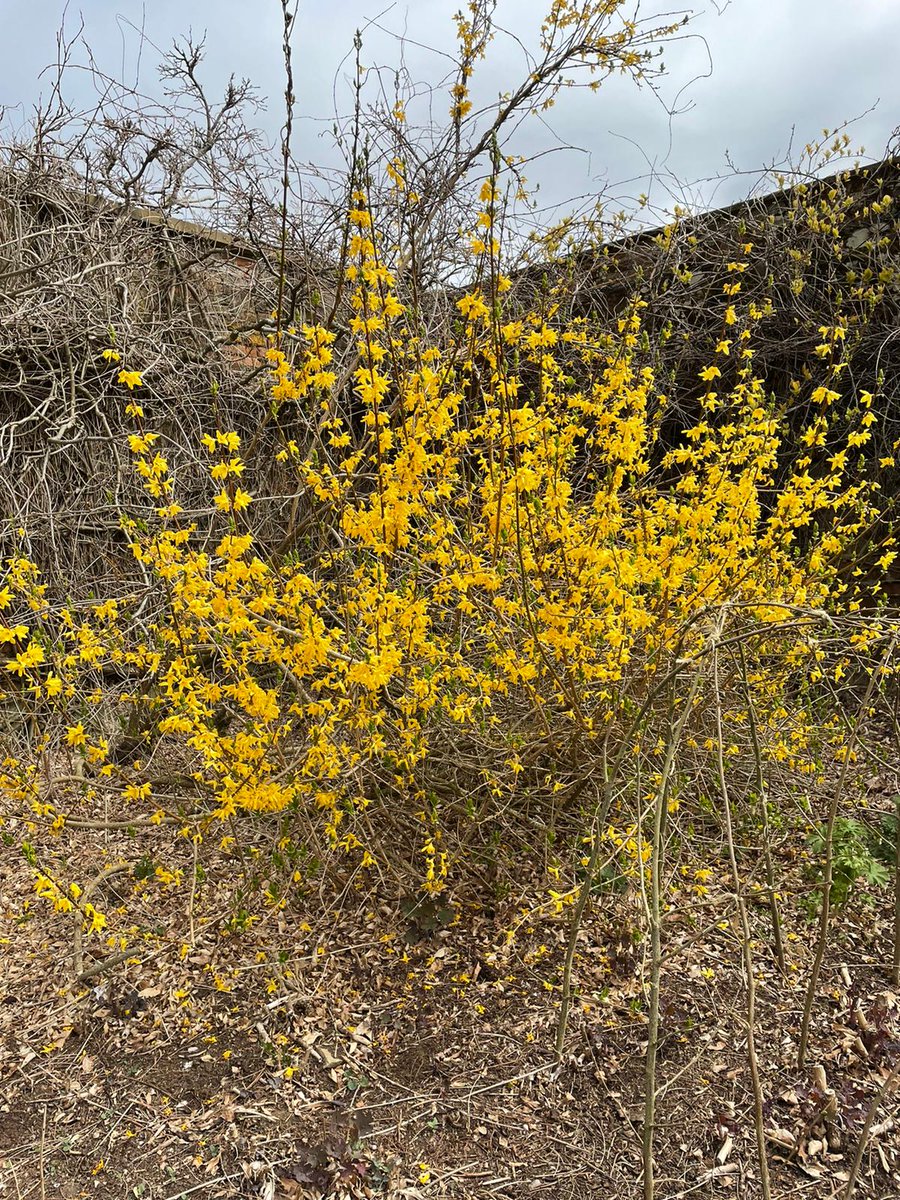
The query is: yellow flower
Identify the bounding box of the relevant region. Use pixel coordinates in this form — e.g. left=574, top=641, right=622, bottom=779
left=117, top=370, right=143, bottom=390
left=101, top=349, right=121, bottom=363
left=83, top=903, right=106, bottom=935
left=5, top=642, right=44, bottom=675
left=127, top=433, right=158, bottom=453
left=65, top=723, right=87, bottom=748
left=123, top=782, right=152, bottom=802
left=456, top=291, right=489, bottom=321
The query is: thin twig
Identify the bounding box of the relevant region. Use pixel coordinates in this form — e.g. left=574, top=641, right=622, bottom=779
left=714, top=638, right=771, bottom=1200
left=798, top=633, right=897, bottom=1067
left=843, top=1056, right=900, bottom=1200
left=643, top=667, right=703, bottom=1200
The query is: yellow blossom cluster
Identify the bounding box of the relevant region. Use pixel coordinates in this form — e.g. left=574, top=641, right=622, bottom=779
left=0, top=163, right=890, bottom=913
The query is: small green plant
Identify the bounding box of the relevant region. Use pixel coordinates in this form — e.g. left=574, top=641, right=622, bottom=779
left=808, top=817, right=891, bottom=907
left=133, top=855, right=155, bottom=880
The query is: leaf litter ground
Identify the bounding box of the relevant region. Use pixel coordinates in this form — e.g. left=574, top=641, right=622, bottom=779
left=1, top=805, right=900, bottom=1199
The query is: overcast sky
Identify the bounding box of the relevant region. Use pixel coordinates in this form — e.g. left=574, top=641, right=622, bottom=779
left=1, top=0, right=898, bottom=222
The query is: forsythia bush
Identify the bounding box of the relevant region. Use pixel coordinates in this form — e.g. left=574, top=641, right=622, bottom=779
left=1, top=1, right=897, bottom=956
left=2, top=166, right=893, bottom=919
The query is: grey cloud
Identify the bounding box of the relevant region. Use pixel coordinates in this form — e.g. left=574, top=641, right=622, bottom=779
left=0, top=0, right=896, bottom=220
